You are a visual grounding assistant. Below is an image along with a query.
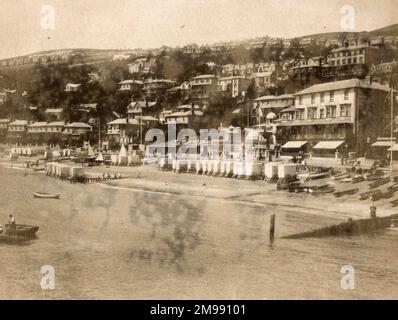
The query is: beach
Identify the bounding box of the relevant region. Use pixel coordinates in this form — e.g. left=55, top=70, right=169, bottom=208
left=1, top=164, right=398, bottom=299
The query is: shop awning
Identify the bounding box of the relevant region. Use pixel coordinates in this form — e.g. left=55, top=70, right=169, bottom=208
left=280, top=106, right=296, bottom=113
left=313, top=140, right=344, bottom=150
left=282, top=141, right=307, bottom=149
left=371, top=139, right=395, bottom=147
left=388, top=144, right=398, bottom=151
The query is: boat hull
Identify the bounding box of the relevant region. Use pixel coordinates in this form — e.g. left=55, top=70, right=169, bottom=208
left=33, top=192, right=60, bottom=199
left=0, top=224, right=39, bottom=243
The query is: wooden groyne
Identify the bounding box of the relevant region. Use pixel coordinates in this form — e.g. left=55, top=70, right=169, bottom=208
left=282, top=214, right=398, bottom=239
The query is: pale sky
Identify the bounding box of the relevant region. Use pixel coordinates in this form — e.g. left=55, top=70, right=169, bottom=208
left=0, top=0, right=397, bottom=59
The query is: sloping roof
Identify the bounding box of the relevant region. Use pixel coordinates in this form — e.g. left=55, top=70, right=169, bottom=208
left=192, top=74, right=216, bottom=80
left=46, top=121, right=65, bottom=126
left=254, top=94, right=294, bottom=102
left=313, top=140, right=344, bottom=150
left=0, top=119, right=10, bottom=123
left=119, top=80, right=144, bottom=85
left=388, top=144, right=398, bottom=151
left=177, top=104, right=200, bottom=110
left=280, top=106, right=296, bottom=113
left=28, top=122, right=47, bottom=127
left=218, top=76, right=247, bottom=81
left=79, top=103, right=98, bottom=109
left=107, top=118, right=139, bottom=125
left=371, top=138, right=396, bottom=147
left=45, top=108, right=63, bottom=113
left=295, top=79, right=391, bottom=95
left=128, top=101, right=156, bottom=109
left=141, top=116, right=159, bottom=122
left=282, top=141, right=308, bottom=149
left=9, top=120, right=28, bottom=126
left=144, top=79, right=175, bottom=84
left=165, top=110, right=203, bottom=118
left=167, top=86, right=181, bottom=92
left=65, top=122, right=92, bottom=128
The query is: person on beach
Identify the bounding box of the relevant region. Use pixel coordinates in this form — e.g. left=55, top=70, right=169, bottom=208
left=8, top=214, right=16, bottom=230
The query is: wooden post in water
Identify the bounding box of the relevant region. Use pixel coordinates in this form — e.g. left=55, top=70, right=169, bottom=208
left=269, top=214, right=276, bottom=243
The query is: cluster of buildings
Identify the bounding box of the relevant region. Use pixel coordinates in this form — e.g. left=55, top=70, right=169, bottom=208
left=0, top=120, right=93, bottom=144
left=0, top=76, right=395, bottom=163
left=0, top=32, right=397, bottom=164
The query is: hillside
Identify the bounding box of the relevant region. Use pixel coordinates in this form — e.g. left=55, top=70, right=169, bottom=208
left=1, top=23, right=398, bottom=66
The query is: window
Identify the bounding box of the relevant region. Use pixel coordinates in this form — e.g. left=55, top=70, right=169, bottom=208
left=320, top=109, right=325, bottom=118
left=308, top=108, right=317, bottom=119
left=295, top=110, right=304, bottom=120
left=353, top=57, right=357, bottom=64
left=311, top=94, right=315, bottom=104
left=340, top=104, right=351, bottom=117
left=326, top=105, right=336, bottom=118
left=320, top=92, right=325, bottom=103
left=299, top=96, right=303, bottom=105
left=330, top=91, right=334, bottom=102
left=344, top=89, right=349, bottom=100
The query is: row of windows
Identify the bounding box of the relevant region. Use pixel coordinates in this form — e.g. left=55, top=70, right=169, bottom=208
left=330, top=56, right=364, bottom=66
left=333, top=49, right=365, bottom=57
left=281, top=104, right=352, bottom=121
left=28, top=128, right=63, bottom=132
left=298, top=90, right=350, bottom=105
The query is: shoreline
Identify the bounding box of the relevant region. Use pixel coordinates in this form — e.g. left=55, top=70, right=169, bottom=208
left=2, top=158, right=394, bottom=221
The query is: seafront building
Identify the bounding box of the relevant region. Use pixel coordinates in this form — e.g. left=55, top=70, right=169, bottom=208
left=276, top=78, right=392, bottom=159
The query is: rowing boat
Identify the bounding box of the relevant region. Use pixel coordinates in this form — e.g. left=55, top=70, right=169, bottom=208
left=33, top=192, right=60, bottom=199
left=0, top=224, right=39, bottom=243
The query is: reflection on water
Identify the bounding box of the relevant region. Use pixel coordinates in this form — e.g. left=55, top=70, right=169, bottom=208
left=128, top=194, right=203, bottom=274
left=0, top=167, right=398, bottom=299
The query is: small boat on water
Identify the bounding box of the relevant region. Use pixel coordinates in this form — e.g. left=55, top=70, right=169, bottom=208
left=33, top=192, right=60, bottom=199
left=0, top=224, right=39, bottom=243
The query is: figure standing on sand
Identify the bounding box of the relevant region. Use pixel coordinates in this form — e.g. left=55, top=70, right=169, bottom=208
left=8, top=214, right=16, bottom=230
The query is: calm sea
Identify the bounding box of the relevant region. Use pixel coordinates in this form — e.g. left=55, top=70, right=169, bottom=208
left=0, top=167, right=397, bottom=299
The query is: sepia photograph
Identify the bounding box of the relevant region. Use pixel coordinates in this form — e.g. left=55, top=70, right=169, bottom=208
left=1, top=0, right=398, bottom=304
